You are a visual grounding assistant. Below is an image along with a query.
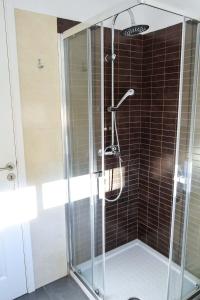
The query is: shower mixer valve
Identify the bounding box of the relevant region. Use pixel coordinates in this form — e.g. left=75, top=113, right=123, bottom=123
left=98, top=145, right=120, bottom=157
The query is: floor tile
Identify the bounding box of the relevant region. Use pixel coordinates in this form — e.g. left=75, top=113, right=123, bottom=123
left=16, top=288, right=49, bottom=300
left=44, top=277, right=88, bottom=300
left=15, top=276, right=88, bottom=300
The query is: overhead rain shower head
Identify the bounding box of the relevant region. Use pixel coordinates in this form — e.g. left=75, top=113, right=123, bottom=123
left=121, top=24, right=149, bottom=37
left=108, top=89, right=135, bottom=112
left=113, top=9, right=149, bottom=37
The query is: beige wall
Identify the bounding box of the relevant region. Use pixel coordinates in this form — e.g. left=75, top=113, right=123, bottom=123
left=15, top=9, right=67, bottom=288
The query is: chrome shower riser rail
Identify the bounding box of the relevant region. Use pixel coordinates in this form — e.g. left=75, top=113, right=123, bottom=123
left=111, top=21, right=114, bottom=145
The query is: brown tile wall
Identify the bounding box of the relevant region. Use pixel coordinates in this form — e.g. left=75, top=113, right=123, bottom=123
left=138, top=24, right=182, bottom=257
left=57, top=18, right=79, bottom=33
left=104, top=23, right=182, bottom=256
left=104, top=28, right=143, bottom=252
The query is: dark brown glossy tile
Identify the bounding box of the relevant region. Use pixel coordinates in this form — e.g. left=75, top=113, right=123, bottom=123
left=104, top=23, right=182, bottom=257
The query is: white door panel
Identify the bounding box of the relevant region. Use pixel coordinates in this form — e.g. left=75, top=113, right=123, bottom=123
left=0, top=1, right=16, bottom=187
left=1, top=226, right=27, bottom=300
left=0, top=0, right=27, bottom=299
left=0, top=237, right=9, bottom=300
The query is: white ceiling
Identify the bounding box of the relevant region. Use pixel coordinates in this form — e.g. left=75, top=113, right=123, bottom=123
left=12, top=0, right=122, bottom=20
left=11, top=0, right=200, bottom=21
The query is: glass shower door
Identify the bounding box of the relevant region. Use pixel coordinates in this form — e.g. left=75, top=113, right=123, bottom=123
left=180, top=21, right=200, bottom=299
left=64, top=24, right=105, bottom=298
left=65, top=29, right=93, bottom=287
left=167, top=19, right=200, bottom=300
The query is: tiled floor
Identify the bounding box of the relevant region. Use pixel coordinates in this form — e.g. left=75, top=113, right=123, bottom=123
left=16, top=276, right=89, bottom=300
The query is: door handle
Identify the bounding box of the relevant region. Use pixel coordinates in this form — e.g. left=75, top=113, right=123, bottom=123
left=0, top=162, right=15, bottom=171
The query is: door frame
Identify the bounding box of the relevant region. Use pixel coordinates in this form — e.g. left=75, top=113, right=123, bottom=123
left=2, top=0, right=35, bottom=294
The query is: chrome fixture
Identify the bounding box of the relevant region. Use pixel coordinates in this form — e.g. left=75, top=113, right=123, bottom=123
left=0, top=162, right=15, bottom=171
left=99, top=145, right=120, bottom=156
left=103, top=10, right=139, bottom=202
left=105, top=53, right=116, bottom=63
left=121, top=24, right=149, bottom=36
left=113, top=9, right=149, bottom=37
left=112, top=9, right=135, bottom=28
left=7, top=173, right=16, bottom=181
left=108, top=89, right=135, bottom=111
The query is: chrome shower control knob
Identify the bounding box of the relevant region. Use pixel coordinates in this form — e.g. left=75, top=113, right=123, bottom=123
left=7, top=173, right=16, bottom=181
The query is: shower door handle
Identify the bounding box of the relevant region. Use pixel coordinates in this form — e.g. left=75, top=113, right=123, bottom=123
left=177, top=164, right=187, bottom=184
left=175, top=163, right=188, bottom=195
left=93, top=170, right=102, bottom=177
left=93, top=171, right=103, bottom=200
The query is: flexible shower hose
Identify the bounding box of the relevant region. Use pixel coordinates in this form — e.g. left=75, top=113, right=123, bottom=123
left=105, top=112, right=123, bottom=202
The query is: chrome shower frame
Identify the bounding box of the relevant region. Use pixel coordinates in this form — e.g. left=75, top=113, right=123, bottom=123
left=61, top=1, right=200, bottom=299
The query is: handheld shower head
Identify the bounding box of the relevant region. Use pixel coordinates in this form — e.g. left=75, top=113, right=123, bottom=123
left=108, top=89, right=135, bottom=112
left=116, top=89, right=135, bottom=109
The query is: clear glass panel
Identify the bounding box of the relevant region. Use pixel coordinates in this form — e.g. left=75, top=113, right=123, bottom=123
left=65, top=30, right=93, bottom=287
left=168, top=20, right=200, bottom=300
left=181, top=22, right=200, bottom=299
left=64, top=25, right=105, bottom=297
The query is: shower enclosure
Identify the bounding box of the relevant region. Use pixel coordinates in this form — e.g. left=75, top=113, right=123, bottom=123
left=62, top=1, right=200, bottom=299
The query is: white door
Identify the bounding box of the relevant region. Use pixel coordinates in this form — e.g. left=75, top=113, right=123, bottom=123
left=0, top=1, right=27, bottom=299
